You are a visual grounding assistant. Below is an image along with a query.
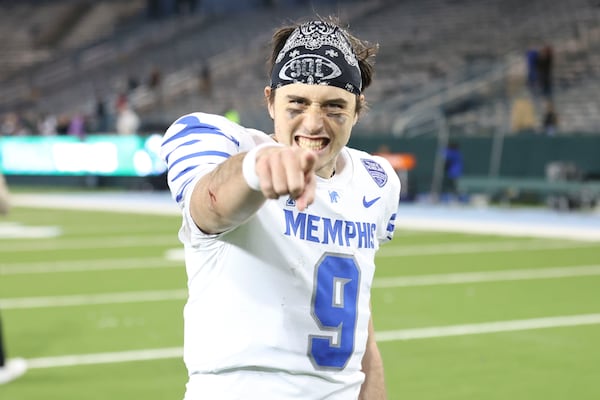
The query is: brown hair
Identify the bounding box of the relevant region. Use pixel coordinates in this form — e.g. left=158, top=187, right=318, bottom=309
left=267, top=16, right=378, bottom=115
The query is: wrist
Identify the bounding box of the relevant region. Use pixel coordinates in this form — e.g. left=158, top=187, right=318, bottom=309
left=242, top=142, right=283, bottom=191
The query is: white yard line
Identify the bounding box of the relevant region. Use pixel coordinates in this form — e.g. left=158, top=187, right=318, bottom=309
left=375, top=313, right=600, bottom=342
left=25, top=313, right=600, bottom=369
left=0, top=289, right=187, bottom=309
left=3, top=265, right=600, bottom=309
left=27, top=347, right=183, bottom=369
left=0, top=257, right=180, bottom=275
left=372, top=265, right=600, bottom=288
left=376, top=239, right=596, bottom=257
left=0, top=235, right=178, bottom=253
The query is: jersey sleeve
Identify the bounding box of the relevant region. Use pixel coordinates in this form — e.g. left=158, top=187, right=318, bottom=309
left=160, top=112, right=245, bottom=209
left=374, top=155, right=401, bottom=244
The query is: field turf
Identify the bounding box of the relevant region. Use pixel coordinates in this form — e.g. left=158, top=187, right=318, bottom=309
left=1, top=204, right=599, bottom=399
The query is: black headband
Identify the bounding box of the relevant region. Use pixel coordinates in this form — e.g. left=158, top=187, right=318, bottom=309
left=270, top=20, right=362, bottom=95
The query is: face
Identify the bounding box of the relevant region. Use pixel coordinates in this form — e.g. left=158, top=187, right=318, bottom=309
left=265, top=83, right=362, bottom=179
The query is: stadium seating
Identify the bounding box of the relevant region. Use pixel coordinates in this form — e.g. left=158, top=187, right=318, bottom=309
left=1, top=0, right=599, bottom=136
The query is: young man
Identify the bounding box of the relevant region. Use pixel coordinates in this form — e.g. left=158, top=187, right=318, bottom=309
left=161, top=17, right=400, bottom=399
left=0, top=316, right=27, bottom=385
left=0, top=175, right=28, bottom=385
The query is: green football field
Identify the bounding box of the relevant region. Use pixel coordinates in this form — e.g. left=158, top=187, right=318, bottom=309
left=1, top=203, right=599, bottom=399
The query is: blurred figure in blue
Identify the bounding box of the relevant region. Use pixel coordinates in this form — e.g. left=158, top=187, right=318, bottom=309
left=442, top=141, right=463, bottom=201
left=525, top=46, right=539, bottom=94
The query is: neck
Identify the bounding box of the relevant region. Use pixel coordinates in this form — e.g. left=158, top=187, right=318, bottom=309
left=316, top=156, right=340, bottom=179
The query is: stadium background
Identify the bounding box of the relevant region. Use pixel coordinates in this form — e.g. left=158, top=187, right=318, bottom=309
left=1, top=0, right=600, bottom=202
left=1, top=0, right=600, bottom=399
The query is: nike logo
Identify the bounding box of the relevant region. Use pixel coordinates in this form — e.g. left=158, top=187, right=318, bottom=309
left=362, top=196, right=381, bottom=208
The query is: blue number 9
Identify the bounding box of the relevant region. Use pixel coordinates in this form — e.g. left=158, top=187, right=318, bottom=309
left=309, top=253, right=360, bottom=370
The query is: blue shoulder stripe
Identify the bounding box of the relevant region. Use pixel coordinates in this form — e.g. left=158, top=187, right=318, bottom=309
left=169, top=150, right=231, bottom=170
left=164, top=139, right=201, bottom=164
left=171, top=165, right=198, bottom=182
left=163, top=116, right=240, bottom=147
left=175, top=176, right=196, bottom=203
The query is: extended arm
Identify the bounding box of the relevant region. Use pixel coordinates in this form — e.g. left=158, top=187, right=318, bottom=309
left=190, top=146, right=317, bottom=234
left=359, top=314, right=387, bottom=400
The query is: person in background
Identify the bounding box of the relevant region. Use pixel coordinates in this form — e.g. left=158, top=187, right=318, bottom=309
left=541, top=99, right=559, bottom=136
left=442, top=140, right=463, bottom=199
left=116, top=101, right=141, bottom=135
left=537, top=44, right=554, bottom=98
left=0, top=316, right=27, bottom=385
left=0, top=172, right=10, bottom=215
left=160, top=16, right=399, bottom=399
left=525, top=45, right=539, bottom=94
left=0, top=174, right=28, bottom=385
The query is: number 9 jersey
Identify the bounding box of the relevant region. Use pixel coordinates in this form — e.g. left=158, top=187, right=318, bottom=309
left=161, top=113, right=401, bottom=399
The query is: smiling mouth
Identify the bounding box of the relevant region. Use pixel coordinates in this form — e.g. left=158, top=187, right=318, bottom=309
left=295, top=136, right=330, bottom=151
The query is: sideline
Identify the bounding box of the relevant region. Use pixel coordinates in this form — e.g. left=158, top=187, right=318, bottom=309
left=11, top=192, right=600, bottom=241
left=26, top=313, right=600, bottom=369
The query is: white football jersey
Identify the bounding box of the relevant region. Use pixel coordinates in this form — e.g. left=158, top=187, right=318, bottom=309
left=161, top=113, right=400, bottom=399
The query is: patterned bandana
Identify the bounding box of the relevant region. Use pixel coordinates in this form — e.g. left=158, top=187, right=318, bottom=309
left=270, top=20, right=362, bottom=95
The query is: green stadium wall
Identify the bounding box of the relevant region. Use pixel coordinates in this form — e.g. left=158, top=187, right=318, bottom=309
left=349, top=134, right=600, bottom=196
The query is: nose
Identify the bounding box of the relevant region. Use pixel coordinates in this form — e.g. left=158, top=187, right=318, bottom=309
left=302, top=104, right=324, bottom=133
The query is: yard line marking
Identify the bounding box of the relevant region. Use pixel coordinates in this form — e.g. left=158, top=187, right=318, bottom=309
left=25, top=313, right=600, bottom=369
left=0, top=257, right=181, bottom=275
left=0, top=235, right=179, bottom=252
left=375, top=313, right=600, bottom=341
left=372, top=265, right=600, bottom=288
left=162, top=240, right=598, bottom=263
left=0, top=289, right=187, bottom=309
left=3, top=265, right=600, bottom=309
left=376, top=239, right=596, bottom=257
left=27, top=347, right=183, bottom=369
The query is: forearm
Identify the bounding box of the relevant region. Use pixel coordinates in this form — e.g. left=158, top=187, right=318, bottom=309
left=190, top=152, right=266, bottom=234
left=359, top=317, right=387, bottom=400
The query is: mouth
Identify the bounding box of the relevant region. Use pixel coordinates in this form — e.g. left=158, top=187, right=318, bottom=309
left=295, top=136, right=330, bottom=152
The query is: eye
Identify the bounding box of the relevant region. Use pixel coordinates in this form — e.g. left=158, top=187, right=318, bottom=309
left=289, top=98, right=307, bottom=106
left=324, top=103, right=344, bottom=112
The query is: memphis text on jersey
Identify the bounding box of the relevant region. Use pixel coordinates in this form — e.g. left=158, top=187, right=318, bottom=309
left=283, top=209, right=377, bottom=249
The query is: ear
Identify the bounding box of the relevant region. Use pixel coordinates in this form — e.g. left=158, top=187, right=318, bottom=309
left=353, top=94, right=365, bottom=126
left=264, top=86, right=275, bottom=120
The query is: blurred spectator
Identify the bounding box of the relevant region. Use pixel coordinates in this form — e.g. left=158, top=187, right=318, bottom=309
left=0, top=112, right=31, bottom=136
left=95, top=96, right=109, bottom=133
left=199, top=63, right=212, bottom=96
left=128, top=75, right=140, bottom=92
left=1, top=113, right=19, bottom=136
left=510, top=93, right=537, bottom=133
left=38, top=113, right=57, bottom=136
left=442, top=141, right=463, bottom=198
left=115, top=92, right=128, bottom=112
left=537, top=44, right=553, bottom=98
left=148, top=67, right=162, bottom=90
left=67, top=112, right=86, bottom=140
left=541, top=100, right=559, bottom=136
left=525, top=46, right=539, bottom=94
left=116, top=102, right=140, bottom=135
left=56, top=114, right=71, bottom=135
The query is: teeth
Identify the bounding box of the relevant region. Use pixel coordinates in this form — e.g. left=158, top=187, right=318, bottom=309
left=297, top=137, right=328, bottom=151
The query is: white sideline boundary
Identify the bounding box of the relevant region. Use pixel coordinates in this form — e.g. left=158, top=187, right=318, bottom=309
left=11, top=192, right=600, bottom=241
left=24, top=313, right=600, bottom=369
